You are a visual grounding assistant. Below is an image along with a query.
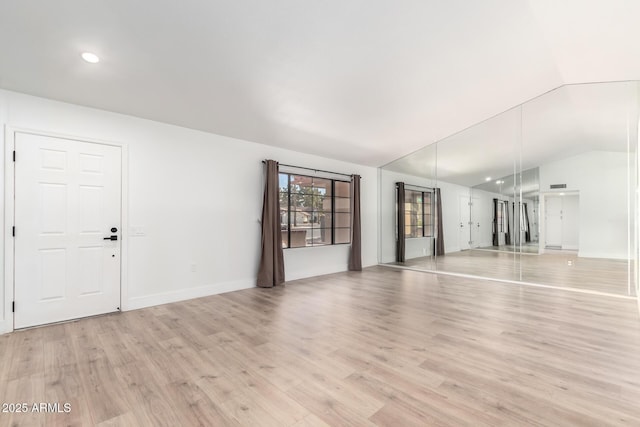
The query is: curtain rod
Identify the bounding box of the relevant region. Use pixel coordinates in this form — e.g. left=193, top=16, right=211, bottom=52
left=398, top=183, right=434, bottom=191
left=263, top=160, right=354, bottom=179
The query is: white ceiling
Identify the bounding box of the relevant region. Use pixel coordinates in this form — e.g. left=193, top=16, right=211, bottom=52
left=384, top=81, right=639, bottom=187
left=0, top=1, right=639, bottom=166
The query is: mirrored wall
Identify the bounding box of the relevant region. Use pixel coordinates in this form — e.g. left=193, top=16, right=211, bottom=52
left=380, top=81, right=639, bottom=296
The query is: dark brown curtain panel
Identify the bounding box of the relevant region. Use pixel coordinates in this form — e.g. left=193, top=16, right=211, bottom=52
left=524, top=202, right=531, bottom=243
left=348, top=175, right=362, bottom=271
left=257, top=160, right=285, bottom=287
left=435, top=188, right=445, bottom=256
left=396, top=182, right=405, bottom=262
left=492, top=198, right=499, bottom=246
left=505, top=201, right=511, bottom=245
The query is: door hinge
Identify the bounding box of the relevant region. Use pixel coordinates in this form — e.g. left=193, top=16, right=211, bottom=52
left=12, top=151, right=15, bottom=162
left=12, top=301, right=15, bottom=313
left=12, top=226, right=15, bottom=237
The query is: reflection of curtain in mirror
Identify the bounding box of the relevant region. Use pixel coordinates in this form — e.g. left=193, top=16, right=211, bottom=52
left=523, top=203, right=531, bottom=242
left=396, top=182, right=405, bottom=262
left=504, top=201, right=511, bottom=245
left=435, top=188, right=444, bottom=256
left=492, top=199, right=499, bottom=246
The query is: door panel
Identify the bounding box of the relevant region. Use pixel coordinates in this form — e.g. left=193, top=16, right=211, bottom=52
left=14, top=132, right=122, bottom=329
left=545, top=196, right=563, bottom=248
left=459, top=195, right=470, bottom=250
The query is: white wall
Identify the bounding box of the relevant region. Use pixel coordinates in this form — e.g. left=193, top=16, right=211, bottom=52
left=539, top=151, right=629, bottom=259
left=0, top=89, right=378, bottom=334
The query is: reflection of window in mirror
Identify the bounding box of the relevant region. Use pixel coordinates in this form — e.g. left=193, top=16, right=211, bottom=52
left=519, top=203, right=528, bottom=232
left=404, top=189, right=433, bottom=238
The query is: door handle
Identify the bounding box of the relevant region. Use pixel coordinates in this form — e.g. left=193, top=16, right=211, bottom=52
left=103, top=235, right=118, bottom=241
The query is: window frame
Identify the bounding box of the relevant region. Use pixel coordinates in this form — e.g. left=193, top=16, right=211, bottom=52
left=279, top=172, right=352, bottom=248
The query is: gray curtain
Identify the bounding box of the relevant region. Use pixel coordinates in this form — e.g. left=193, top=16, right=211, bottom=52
left=257, top=160, right=285, bottom=287
left=348, top=175, right=362, bottom=271
left=396, top=182, right=405, bottom=262
left=435, top=188, right=444, bottom=256
left=524, top=202, right=531, bottom=243
left=492, top=198, right=499, bottom=246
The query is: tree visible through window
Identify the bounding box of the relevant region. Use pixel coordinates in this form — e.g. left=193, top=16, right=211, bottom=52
left=279, top=173, right=351, bottom=248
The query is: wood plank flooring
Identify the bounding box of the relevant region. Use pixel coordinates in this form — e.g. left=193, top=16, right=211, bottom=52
left=397, top=250, right=635, bottom=295
left=1, top=266, right=640, bottom=426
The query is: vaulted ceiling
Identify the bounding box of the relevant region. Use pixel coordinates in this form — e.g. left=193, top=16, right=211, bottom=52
left=0, top=1, right=638, bottom=166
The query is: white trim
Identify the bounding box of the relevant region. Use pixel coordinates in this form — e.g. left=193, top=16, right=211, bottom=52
left=2, top=126, right=129, bottom=334
left=380, top=264, right=637, bottom=300
left=2, top=125, right=14, bottom=335
left=127, top=280, right=255, bottom=311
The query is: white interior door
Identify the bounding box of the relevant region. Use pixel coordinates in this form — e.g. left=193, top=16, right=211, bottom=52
left=14, top=132, right=122, bottom=329
left=459, top=195, right=470, bottom=250
left=545, top=196, right=563, bottom=248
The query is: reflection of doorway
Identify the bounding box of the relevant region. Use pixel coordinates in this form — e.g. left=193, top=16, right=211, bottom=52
left=545, top=194, right=579, bottom=250
left=459, top=195, right=470, bottom=250
left=545, top=196, right=562, bottom=248
left=470, top=196, right=490, bottom=248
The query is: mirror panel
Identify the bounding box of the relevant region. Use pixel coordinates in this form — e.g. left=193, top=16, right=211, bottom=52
left=380, top=143, right=436, bottom=269
left=379, top=81, right=639, bottom=296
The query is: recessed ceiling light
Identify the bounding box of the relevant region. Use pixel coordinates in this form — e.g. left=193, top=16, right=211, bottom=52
left=485, top=177, right=492, bottom=182
left=81, top=52, right=100, bottom=63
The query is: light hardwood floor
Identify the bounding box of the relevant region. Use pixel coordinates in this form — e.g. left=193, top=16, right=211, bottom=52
left=396, top=250, right=635, bottom=295
left=1, top=266, right=640, bottom=426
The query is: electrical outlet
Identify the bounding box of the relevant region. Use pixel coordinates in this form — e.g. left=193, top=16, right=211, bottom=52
left=190, top=263, right=197, bottom=272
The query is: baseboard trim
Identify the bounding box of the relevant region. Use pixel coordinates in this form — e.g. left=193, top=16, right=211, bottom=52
left=126, top=279, right=255, bottom=311
left=0, top=319, right=12, bottom=335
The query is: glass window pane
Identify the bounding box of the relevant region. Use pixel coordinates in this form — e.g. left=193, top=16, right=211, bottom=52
left=335, top=228, right=351, bottom=244
left=314, top=212, right=332, bottom=229
left=335, top=181, right=350, bottom=197
left=311, top=228, right=332, bottom=245
left=291, top=210, right=315, bottom=226
left=313, top=178, right=332, bottom=197
left=334, top=212, right=350, bottom=228
left=290, top=174, right=313, bottom=194
left=279, top=173, right=289, bottom=192
left=289, top=226, right=309, bottom=247
left=281, top=227, right=289, bottom=248
left=314, top=194, right=331, bottom=211
left=406, top=225, right=422, bottom=238
left=335, top=197, right=350, bottom=212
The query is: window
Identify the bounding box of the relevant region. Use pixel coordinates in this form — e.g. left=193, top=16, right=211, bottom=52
left=279, top=173, right=351, bottom=248
left=404, top=189, right=433, bottom=238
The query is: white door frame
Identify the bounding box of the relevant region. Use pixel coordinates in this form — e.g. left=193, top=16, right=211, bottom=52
left=3, top=126, right=129, bottom=334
